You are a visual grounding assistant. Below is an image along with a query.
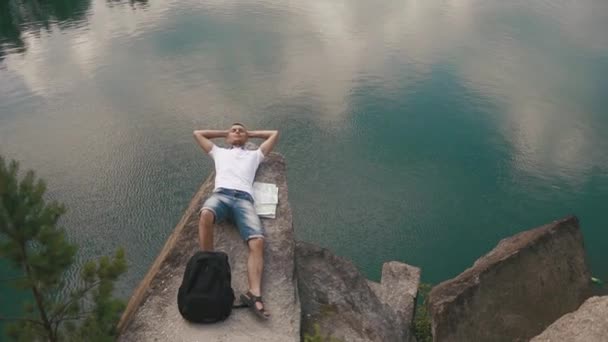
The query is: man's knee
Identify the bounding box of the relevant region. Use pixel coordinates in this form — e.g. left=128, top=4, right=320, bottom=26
left=199, top=209, right=215, bottom=230
left=248, top=237, right=264, bottom=252
left=200, top=209, right=215, bottom=225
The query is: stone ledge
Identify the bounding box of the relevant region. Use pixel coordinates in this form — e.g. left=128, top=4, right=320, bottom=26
left=531, top=296, right=608, bottom=342
left=297, top=241, right=420, bottom=342
left=118, top=153, right=300, bottom=341
left=428, top=216, right=592, bottom=342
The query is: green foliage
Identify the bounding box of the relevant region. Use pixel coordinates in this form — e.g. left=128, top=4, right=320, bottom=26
left=413, top=282, right=433, bottom=342
left=303, top=324, right=343, bottom=342
left=0, top=156, right=127, bottom=342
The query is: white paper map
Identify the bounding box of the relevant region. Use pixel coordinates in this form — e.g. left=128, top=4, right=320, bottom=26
left=252, top=182, right=278, bottom=218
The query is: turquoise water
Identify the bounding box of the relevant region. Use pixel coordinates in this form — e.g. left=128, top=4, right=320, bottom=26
left=1, top=0, right=607, bottom=326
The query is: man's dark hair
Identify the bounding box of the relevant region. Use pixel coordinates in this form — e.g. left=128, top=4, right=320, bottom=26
left=231, top=122, right=246, bottom=129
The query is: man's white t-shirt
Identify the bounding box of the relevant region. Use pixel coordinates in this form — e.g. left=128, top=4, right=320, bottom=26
left=209, top=144, right=265, bottom=196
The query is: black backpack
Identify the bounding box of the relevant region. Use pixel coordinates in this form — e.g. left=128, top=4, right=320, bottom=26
left=177, top=251, right=244, bottom=323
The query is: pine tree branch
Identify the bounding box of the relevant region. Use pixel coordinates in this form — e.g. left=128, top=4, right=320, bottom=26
left=53, top=321, right=60, bottom=342
left=0, top=315, right=45, bottom=326
left=50, top=280, right=101, bottom=322
left=51, top=311, right=95, bottom=338
left=0, top=202, right=16, bottom=237
left=21, top=245, right=57, bottom=342
left=55, top=311, right=94, bottom=322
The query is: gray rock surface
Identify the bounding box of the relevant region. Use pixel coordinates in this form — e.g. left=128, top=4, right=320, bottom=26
left=427, top=216, right=592, bottom=342
left=368, top=261, right=421, bottom=342
left=531, top=296, right=608, bottom=342
left=296, top=241, right=420, bottom=342
left=118, top=153, right=300, bottom=341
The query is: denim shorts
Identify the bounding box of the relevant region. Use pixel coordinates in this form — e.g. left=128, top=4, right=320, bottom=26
left=201, top=188, right=264, bottom=241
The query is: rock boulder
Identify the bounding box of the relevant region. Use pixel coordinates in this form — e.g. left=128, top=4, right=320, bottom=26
left=427, top=216, right=592, bottom=342
left=296, top=241, right=420, bottom=342
left=531, top=296, right=608, bottom=342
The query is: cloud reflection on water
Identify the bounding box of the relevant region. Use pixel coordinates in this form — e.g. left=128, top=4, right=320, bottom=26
left=1, top=0, right=607, bottom=185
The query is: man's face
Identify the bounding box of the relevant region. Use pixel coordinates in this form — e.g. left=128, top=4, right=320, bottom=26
left=226, top=124, right=248, bottom=146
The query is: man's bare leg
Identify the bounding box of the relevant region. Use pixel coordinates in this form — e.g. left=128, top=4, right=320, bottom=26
left=247, top=238, right=269, bottom=315
left=199, top=210, right=215, bottom=251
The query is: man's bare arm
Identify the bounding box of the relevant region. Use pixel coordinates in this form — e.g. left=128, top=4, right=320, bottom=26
left=193, top=130, right=228, bottom=153
left=249, top=130, right=279, bottom=156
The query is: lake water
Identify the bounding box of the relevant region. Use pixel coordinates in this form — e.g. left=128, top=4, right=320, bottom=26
left=1, top=0, right=607, bottom=323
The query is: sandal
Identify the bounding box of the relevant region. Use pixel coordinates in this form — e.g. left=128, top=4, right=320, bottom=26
left=240, top=291, right=270, bottom=319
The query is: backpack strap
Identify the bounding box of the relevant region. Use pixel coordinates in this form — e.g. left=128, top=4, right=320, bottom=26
left=233, top=294, right=250, bottom=309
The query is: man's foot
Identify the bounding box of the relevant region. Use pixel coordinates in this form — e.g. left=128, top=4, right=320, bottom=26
left=240, top=291, right=270, bottom=319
